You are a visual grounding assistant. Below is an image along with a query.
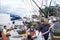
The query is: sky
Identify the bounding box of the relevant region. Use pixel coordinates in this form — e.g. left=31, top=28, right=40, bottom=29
left=0, top=0, right=60, bottom=17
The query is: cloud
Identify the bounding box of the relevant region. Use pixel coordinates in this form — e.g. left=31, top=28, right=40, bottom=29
left=0, top=0, right=60, bottom=17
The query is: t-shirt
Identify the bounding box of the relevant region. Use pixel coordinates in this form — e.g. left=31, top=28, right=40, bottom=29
left=38, top=24, right=50, bottom=35
left=3, top=29, right=7, bottom=34
left=11, top=24, right=15, bottom=28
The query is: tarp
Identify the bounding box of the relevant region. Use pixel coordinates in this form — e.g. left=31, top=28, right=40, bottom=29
left=0, top=13, right=21, bottom=21
left=10, top=14, right=21, bottom=21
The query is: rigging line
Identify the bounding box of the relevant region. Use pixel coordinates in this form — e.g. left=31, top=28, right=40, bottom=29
left=53, top=0, right=57, bottom=5
left=23, top=0, right=29, bottom=11
left=32, top=0, right=40, bottom=9
left=45, top=0, right=48, bottom=6
left=23, top=0, right=31, bottom=13
left=30, top=0, right=37, bottom=13
left=36, top=0, right=41, bottom=4
left=41, top=0, right=43, bottom=8
left=23, top=0, right=30, bottom=9
left=28, top=0, right=36, bottom=13
left=30, top=0, right=34, bottom=9
left=23, top=0, right=29, bottom=8
left=25, top=0, right=33, bottom=8
left=30, top=0, right=35, bottom=14
left=37, top=0, right=43, bottom=8
left=25, top=0, right=35, bottom=11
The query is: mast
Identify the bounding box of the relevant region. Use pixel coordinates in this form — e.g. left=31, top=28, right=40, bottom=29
left=32, top=0, right=43, bottom=22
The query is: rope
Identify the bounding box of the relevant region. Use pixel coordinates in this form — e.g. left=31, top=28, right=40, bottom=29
left=42, top=24, right=55, bottom=35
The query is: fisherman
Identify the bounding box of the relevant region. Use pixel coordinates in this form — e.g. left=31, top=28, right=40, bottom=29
left=2, top=25, right=7, bottom=40
left=38, top=18, right=50, bottom=40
